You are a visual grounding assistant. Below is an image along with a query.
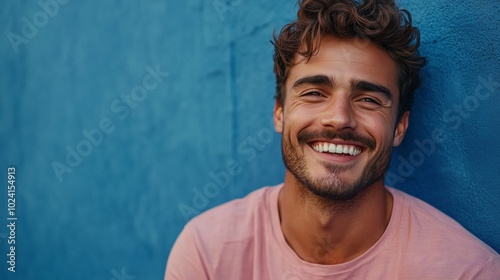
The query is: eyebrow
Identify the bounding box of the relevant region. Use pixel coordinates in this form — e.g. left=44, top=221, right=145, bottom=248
left=291, top=74, right=334, bottom=89
left=351, top=79, right=393, bottom=100
left=291, top=75, right=394, bottom=100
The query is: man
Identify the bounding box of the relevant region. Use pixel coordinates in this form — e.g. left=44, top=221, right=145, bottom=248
left=165, top=0, right=500, bottom=279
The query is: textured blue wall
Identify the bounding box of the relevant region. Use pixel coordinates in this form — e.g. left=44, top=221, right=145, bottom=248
left=0, top=0, right=498, bottom=279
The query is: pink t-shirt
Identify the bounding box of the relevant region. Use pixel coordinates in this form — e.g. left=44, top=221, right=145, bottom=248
left=165, top=184, right=500, bottom=279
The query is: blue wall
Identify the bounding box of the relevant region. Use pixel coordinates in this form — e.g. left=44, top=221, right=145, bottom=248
left=0, top=0, right=498, bottom=279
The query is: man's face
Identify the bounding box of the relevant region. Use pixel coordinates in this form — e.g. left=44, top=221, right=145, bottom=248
left=274, top=36, right=409, bottom=201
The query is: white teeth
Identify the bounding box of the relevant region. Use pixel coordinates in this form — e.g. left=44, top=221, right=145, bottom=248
left=313, top=143, right=362, bottom=156
left=328, top=143, right=336, bottom=153
left=336, top=145, right=343, bottom=153
left=316, top=144, right=323, bottom=152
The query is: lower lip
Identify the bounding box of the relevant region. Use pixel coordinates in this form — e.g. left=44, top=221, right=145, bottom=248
left=309, top=145, right=362, bottom=163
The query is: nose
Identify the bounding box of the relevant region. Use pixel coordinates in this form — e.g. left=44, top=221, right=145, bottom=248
left=319, top=94, right=357, bottom=130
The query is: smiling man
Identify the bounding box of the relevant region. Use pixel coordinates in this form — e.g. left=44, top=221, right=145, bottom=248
left=165, top=0, right=500, bottom=279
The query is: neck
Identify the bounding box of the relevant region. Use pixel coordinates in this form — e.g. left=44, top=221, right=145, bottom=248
left=278, top=172, right=393, bottom=264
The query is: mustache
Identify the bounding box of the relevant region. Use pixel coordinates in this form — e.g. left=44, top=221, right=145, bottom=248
left=297, top=129, right=376, bottom=150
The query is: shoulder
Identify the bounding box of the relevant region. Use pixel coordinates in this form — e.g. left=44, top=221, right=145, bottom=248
left=166, top=185, right=282, bottom=279
left=388, top=187, right=500, bottom=276
left=186, top=184, right=280, bottom=243
left=390, top=187, right=466, bottom=228
left=390, top=187, right=489, bottom=243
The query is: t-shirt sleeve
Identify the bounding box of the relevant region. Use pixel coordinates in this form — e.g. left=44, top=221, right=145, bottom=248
left=164, top=225, right=209, bottom=280
left=469, top=255, right=500, bottom=280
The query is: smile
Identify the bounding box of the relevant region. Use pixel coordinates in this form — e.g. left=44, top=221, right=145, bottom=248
left=312, top=142, right=362, bottom=156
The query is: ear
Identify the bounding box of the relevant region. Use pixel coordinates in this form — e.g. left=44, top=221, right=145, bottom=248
left=273, top=100, right=284, bottom=134
left=393, top=111, right=409, bottom=147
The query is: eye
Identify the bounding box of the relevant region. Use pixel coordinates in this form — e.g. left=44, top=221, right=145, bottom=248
left=360, top=97, right=381, bottom=105
left=356, top=96, right=383, bottom=109
left=302, top=91, right=323, bottom=97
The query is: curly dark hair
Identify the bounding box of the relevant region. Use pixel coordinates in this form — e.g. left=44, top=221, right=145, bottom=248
left=273, top=0, right=426, bottom=120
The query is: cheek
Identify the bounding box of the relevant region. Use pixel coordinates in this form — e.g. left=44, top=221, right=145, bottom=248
left=284, top=106, right=314, bottom=129
left=357, top=113, right=395, bottom=144
left=288, top=104, right=321, bottom=124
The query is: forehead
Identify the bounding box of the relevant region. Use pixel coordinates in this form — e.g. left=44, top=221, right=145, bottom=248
left=287, top=37, right=399, bottom=97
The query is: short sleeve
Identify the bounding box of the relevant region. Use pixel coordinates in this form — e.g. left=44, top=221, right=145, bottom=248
left=164, top=225, right=209, bottom=280
left=469, top=255, right=500, bottom=280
